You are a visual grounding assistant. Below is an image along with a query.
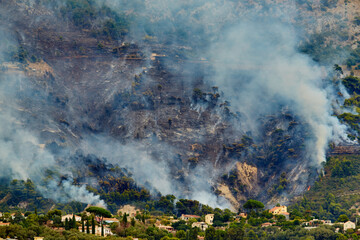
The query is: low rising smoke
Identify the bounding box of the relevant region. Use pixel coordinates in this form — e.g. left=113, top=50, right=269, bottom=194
left=79, top=135, right=230, bottom=208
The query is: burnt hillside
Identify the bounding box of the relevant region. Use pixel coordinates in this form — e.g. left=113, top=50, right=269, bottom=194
left=0, top=0, right=358, bottom=211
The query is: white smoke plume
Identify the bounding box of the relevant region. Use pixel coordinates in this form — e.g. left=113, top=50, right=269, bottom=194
left=208, top=20, right=350, bottom=165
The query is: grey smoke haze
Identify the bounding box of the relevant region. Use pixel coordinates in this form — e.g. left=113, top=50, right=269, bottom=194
left=96, top=0, right=351, bottom=167
left=79, top=135, right=230, bottom=208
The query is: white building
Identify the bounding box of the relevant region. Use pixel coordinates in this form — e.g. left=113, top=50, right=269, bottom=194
left=61, top=214, right=82, bottom=222
left=205, top=214, right=214, bottom=225
left=79, top=225, right=113, bottom=236
left=344, top=221, right=356, bottom=231
left=103, top=218, right=120, bottom=224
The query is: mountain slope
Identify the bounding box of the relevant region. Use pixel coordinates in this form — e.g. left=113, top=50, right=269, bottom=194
left=0, top=0, right=359, bottom=211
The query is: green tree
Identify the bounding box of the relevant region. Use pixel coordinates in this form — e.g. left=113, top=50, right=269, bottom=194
left=226, top=226, right=244, bottom=240
left=243, top=200, right=264, bottom=212
left=86, top=220, right=90, bottom=234
left=176, top=230, right=186, bottom=240
left=122, top=213, right=128, bottom=227
left=92, top=217, right=95, bottom=234
left=189, top=227, right=199, bottom=240
left=141, top=214, right=145, bottom=223
left=337, top=214, right=349, bottom=222
left=47, top=209, right=62, bottom=220
left=86, top=206, right=111, bottom=230
left=205, top=226, right=216, bottom=240
left=72, top=215, right=76, bottom=229
left=131, top=217, right=135, bottom=227
left=65, top=218, right=69, bottom=230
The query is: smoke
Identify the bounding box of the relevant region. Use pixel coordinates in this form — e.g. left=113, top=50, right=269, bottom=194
left=208, top=19, right=350, bottom=165
left=79, top=135, right=230, bottom=208
left=111, top=0, right=351, bottom=166
left=0, top=28, right=105, bottom=208
left=38, top=179, right=106, bottom=207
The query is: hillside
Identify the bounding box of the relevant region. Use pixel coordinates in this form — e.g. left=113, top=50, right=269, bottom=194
left=289, top=154, right=360, bottom=222
left=2, top=0, right=360, bottom=216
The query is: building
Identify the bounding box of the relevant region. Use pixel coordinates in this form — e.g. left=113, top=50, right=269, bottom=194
left=34, top=237, right=44, bottom=240
left=238, top=213, right=247, bottom=219
left=261, top=222, right=273, bottom=227
left=205, top=214, right=214, bottom=225
left=158, top=225, right=174, bottom=232
left=10, top=213, right=25, bottom=219
left=304, top=219, right=332, bottom=226
left=180, top=214, right=201, bottom=221
left=118, top=205, right=140, bottom=218
left=0, top=222, right=10, bottom=227
left=269, top=206, right=290, bottom=220
left=280, top=212, right=290, bottom=221
left=269, top=206, right=287, bottom=215
left=61, top=214, right=82, bottom=222
left=79, top=225, right=113, bottom=236
left=103, top=218, right=120, bottom=224
left=344, top=221, right=356, bottom=231
left=192, top=222, right=208, bottom=231
left=95, top=225, right=113, bottom=236
left=323, top=220, right=332, bottom=225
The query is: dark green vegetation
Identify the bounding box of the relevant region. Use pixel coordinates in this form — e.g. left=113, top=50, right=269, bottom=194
left=290, top=155, right=360, bottom=221
left=59, top=0, right=130, bottom=39
left=339, top=76, right=360, bottom=136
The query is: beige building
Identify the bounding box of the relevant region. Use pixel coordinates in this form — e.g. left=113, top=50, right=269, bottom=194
left=344, top=221, right=356, bottom=231
left=205, top=214, right=214, bottom=225
left=269, top=206, right=287, bottom=215
left=192, top=222, right=208, bottom=231
left=118, top=205, right=140, bottom=218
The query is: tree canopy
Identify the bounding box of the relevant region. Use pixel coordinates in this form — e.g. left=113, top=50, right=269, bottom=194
left=85, top=206, right=111, bottom=218
left=243, top=200, right=264, bottom=212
